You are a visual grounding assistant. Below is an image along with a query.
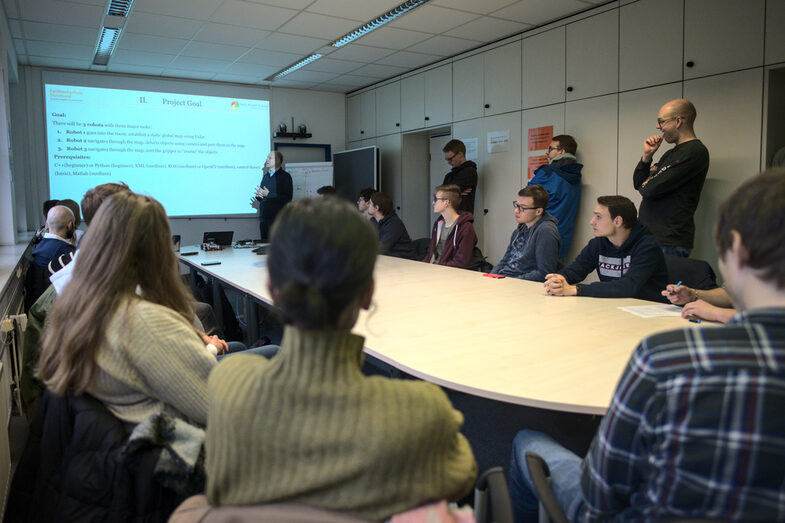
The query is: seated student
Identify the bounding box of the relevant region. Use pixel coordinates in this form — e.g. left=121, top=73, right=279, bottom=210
left=422, top=184, right=477, bottom=268
left=662, top=284, right=736, bottom=323
left=543, top=195, right=667, bottom=302
left=509, top=169, right=785, bottom=521
left=491, top=185, right=560, bottom=281
left=31, top=205, right=76, bottom=270
left=316, top=185, right=336, bottom=196
left=368, top=192, right=417, bottom=260
left=356, top=187, right=374, bottom=219
left=57, top=198, right=84, bottom=245
left=37, top=192, right=216, bottom=427
left=528, top=134, right=582, bottom=259
left=205, top=198, right=477, bottom=520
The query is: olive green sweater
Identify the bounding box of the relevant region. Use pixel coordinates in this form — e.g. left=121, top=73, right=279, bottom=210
left=205, top=326, right=477, bottom=521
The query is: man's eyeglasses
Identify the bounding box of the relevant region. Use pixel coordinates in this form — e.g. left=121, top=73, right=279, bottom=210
left=656, top=116, right=680, bottom=127
left=547, top=145, right=562, bottom=153
left=513, top=202, right=538, bottom=212
left=444, top=153, right=456, bottom=162
left=433, top=195, right=449, bottom=202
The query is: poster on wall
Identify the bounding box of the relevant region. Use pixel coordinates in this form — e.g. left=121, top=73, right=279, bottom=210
left=527, top=125, right=553, bottom=151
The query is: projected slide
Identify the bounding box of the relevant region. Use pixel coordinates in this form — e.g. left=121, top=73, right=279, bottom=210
left=45, top=84, right=270, bottom=217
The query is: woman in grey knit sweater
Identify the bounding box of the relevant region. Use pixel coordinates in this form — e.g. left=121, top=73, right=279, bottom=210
left=38, top=191, right=215, bottom=427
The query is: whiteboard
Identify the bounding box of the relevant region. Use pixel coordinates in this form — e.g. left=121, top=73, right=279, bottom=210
left=287, top=162, right=333, bottom=200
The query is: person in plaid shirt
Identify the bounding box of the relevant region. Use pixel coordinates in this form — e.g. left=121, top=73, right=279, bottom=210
left=509, top=168, right=785, bottom=522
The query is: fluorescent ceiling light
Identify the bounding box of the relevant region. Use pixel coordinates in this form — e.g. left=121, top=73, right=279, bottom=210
left=331, top=0, right=432, bottom=47
left=269, top=54, right=324, bottom=80
left=107, top=0, right=134, bottom=17
left=91, top=0, right=134, bottom=66
left=93, top=28, right=121, bottom=65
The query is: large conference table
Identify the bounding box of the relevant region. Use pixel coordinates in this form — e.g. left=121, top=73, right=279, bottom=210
left=180, top=247, right=691, bottom=416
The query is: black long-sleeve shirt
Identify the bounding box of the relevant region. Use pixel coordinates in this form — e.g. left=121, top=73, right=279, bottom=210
left=633, top=139, right=709, bottom=249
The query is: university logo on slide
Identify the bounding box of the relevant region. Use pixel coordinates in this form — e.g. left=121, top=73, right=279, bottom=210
left=230, top=101, right=239, bottom=110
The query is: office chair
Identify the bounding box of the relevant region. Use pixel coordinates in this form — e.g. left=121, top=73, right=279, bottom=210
left=524, top=452, right=569, bottom=523
left=474, top=466, right=514, bottom=523
left=664, top=255, right=718, bottom=291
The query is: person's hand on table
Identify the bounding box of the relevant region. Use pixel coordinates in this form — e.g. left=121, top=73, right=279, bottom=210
left=662, top=284, right=692, bottom=305
left=543, top=273, right=577, bottom=296
left=682, top=299, right=735, bottom=324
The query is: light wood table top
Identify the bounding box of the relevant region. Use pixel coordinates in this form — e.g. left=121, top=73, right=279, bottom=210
left=180, top=247, right=692, bottom=415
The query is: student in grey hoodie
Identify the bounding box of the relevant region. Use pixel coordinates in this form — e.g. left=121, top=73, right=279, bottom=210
left=491, top=185, right=560, bottom=281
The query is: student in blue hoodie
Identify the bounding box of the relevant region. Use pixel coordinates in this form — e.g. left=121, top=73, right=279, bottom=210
left=528, top=135, right=582, bottom=259
left=491, top=184, right=560, bottom=281
left=543, top=195, right=667, bottom=302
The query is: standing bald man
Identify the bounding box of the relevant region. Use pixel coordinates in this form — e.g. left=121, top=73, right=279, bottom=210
left=633, top=98, right=709, bottom=257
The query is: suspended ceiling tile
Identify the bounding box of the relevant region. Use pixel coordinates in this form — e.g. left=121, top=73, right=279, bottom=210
left=181, top=41, right=249, bottom=61
left=211, top=72, right=265, bottom=83
left=388, top=5, right=479, bottom=34
left=254, top=33, right=330, bottom=55
left=348, top=62, right=409, bottom=79
left=444, top=16, right=532, bottom=41
left=374, top=50, right=441, bottom=69
left=245, top=0, right=314, bottom=9
left=223, top=62, right=279, bottom=77
left=306, top=0, right=402, bottom=22
left=301, top=57, right=364, bottom=74
left=430, top=0, right=519, bottom=15
left=491, top=0, right=589, bottom=26
left=406, top=35, right=481, bottom=56
left=161, top=68, right=217, bottom=80
left=19, top=0, right=103, bottom=28
left=118, top=33, right=191, bottom=55
left=321, top=73, right=379, bottom=88
left=194, top=23, right=271, bottom=47
left=270, top=78, right=316, bottom=88
left=210, top=0, right=298, bottom=30
left=349, top=26, right=432, bottom=50
left=238, top=48, right=302, bottom=67
left=125, top=12, right=204, bottom=39
left=277, top=12, right=359, bottom=40
left=112, top=49, right=179, bottom=67
left=20, top=21, right=96, bottom=46
left=107, top=63, right=166, bottom=76
left=312, top=83, right=354, bottom=93
left=167, top=55, right=234, bottom=73
left=282, top=69, right=340, bottom=83
left=9, top=19, right=22, bottom=38
left=28, top=55, right=93, bottom=69
left=133, top=0, right=225, bottom=20
left=3, top=0, right=19, bottom=18
left=327, top=43, right=396, bottom=62
left=25, top=40, right=94, bottom=60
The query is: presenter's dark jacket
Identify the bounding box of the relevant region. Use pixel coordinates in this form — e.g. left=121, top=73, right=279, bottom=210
left=375, top=212, right=417, bottom=260
left=559, top=221, right=668, bottom=302
left=633, top=139, right=709, bottom=249
left=258, top=168, right=293, bottom=220
left=442, top=161, right=478, bottom=214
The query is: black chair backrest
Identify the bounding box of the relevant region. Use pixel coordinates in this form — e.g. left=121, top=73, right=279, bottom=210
left=664, top=255, right=718, bottom=291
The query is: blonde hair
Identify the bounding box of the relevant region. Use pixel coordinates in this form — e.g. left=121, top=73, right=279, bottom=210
left=38, top=192, right=195, bottom=395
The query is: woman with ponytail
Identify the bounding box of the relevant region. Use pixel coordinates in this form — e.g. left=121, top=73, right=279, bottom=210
left=204, top=197, right=477, bottom=521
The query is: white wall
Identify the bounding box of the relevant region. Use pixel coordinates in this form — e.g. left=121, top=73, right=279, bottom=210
left=7, top=66, right=346, bottom=246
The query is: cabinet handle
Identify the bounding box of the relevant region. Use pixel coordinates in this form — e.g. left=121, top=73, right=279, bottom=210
left=483, top=209, right=488, bottom=215
left=685, top=60, right=694, bottom=68
left=424, top=116, right=430, bottom=121
left=566, top=86, right=573, bottom=92
left=360, top=130, right=364, bottom=134
left=396, top=206, right=401, bottom=210
left=484, top=103, right=490, bottom=109
left=395, top=123, right=400, bottom=127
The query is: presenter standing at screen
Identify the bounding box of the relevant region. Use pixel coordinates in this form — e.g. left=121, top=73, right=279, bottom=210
left=253, top=151, right=292, bottom=242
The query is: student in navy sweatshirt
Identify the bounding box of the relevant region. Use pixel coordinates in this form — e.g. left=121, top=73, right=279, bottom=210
left=543, top=195, right=667, bottom=302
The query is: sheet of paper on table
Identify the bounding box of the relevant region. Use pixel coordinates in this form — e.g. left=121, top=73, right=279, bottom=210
left=617, top=304, right=683, bottom=318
